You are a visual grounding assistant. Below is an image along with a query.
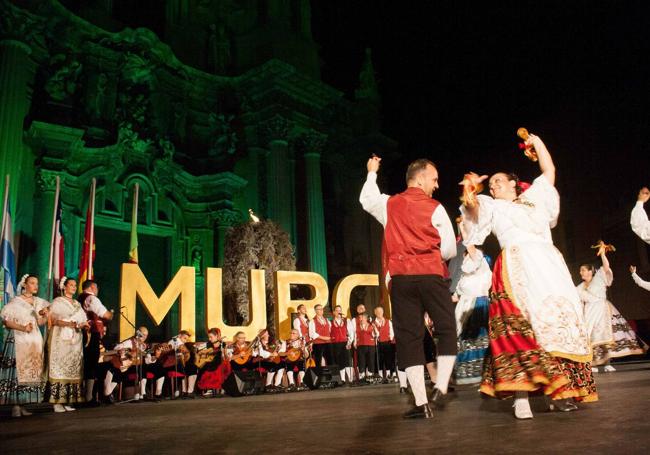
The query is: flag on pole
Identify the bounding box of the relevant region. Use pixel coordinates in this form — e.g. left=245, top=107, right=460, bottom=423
left=78, top=179, right=96, bottom=285
left=53, top=200, right=66, bottom=290
left=1, top=177, right=16, bottom=309
left=47, top=176, right=65, bottom=298
left=128, top=183, right=139, bottom=264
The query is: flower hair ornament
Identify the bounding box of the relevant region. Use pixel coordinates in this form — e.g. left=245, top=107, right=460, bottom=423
left=17, top=274, right=30, bottom=294
left=518, top=181, right=531, bottom=193
left=59, top=276, right=68, bottom=294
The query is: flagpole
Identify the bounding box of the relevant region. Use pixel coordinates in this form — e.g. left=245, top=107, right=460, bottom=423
left=88, top=178, right=96, bottom=280
left=0, top=175, right=9, bottom=247
left=132, top=183, right=139, bottom=225
left=47, top=176, right=60, bottom=299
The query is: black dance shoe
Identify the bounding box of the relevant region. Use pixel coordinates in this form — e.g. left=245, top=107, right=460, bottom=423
left=549, top=399, right=578, bottom=412
left=399, top=386, right=408, bottom=394
left=430, top=388, right=453, bottom=409
left=402, top=403, right=434, bottom=419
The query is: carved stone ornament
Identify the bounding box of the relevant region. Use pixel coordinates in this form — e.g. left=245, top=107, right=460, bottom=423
left=213, top=208, right=241, bottom=227
left=293, top=131, right=327, bottom=156
left=35, top=170, right=62, bottom=192
left=258, top=115, right=290, bottom=144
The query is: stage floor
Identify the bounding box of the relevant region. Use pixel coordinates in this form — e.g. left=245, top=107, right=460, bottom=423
left=1, top=363, right=650, bottom=454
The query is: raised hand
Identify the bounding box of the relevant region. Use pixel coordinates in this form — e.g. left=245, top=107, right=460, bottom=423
left=630, top=265, right=637, bottom=274
left=367, top=155, right=381, bottom=173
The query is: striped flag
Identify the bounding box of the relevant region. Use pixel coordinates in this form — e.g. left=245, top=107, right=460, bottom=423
left=128, top=183, right=139, bottom=264
left=78, top=179, right=96, bottom=285
left=52, top=201, right=66, bottom=290
left=1, top=183, right=16, bottom=309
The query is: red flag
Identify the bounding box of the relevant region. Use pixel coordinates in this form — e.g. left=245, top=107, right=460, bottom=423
left=78, top=179, right=96, bottom=284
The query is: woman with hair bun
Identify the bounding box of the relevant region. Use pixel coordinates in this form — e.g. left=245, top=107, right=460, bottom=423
left=0, top=274, right=49, bottom=417
left=47, top=277, right=88, bottom=413
left=461, top=132, right=596, bottom=420
left=577, top=250, right=646, bottom=372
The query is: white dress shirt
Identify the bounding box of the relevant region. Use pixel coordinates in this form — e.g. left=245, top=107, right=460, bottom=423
left=631, top=201, right=650, bottom=244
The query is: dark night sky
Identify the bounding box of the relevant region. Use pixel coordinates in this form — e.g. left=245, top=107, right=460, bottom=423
left=312, top=1, right=650, bottom=213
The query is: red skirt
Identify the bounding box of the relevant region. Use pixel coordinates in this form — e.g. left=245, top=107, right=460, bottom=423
left=198, top=360, right=232, bottom=390
left=480, top=253, right=598, bottom=402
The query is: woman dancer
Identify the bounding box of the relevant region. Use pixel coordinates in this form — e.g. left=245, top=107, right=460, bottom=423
left=0, top=274, right=49, bottom=417
left=48, top=277, right=88, bottom=412
left=452, top=222, right=491, bottom=385
left=577, top=251, right=646, bottom=371
left=461, top=132, right=596, bottom=419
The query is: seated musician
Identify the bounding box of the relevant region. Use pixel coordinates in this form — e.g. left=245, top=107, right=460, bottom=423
left=283, top=329, right=307, bottom=391
left=148, top=329, right=196, bottom=399
left=355, top=312, right=378, bottom=383
left=196, top=327, right=229, bottom=396
left=256, top=329, right=285, bottom=392
left=102, top=326, right=149, bottom=403
left=170, top=330, right=198, bottom=399
left=227, top=331, right=254, bottom=371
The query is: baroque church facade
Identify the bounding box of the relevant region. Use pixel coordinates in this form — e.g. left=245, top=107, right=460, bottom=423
left=0, top=0, right=395, bottom=338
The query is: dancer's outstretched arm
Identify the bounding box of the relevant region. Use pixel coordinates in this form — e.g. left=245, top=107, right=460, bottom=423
left=630, top=265, right=650, bottom=292
left=528, top=134, right=556, bottom=186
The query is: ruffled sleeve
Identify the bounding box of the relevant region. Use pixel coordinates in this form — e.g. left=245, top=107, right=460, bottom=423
left=0, top=298, right=24, bottom=324
left=459, top=194, right=494, bottom=246
left=594, top=267, right=613, bottom=287
left=522, top=174, right=560, bottom=228
left=461, top=249, right=485, bottom=274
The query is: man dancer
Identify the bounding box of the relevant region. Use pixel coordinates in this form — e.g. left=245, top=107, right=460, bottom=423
left=631, top=187, right=650, bottom=243
left=360, top=156, right=457, bottom=419
left=78, top=279, right=113, bottom=404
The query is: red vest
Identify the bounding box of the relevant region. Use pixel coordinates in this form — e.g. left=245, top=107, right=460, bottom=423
left=383, top=187, right=448, bottom=278
left=330, top=318, right=348, bottom=343
left=297, top=317, right=310, bottom=342
left=356, top=323, right=375, bottom=347
left=374, top=318, right=392, bottom=342
left=313, top=317, right=331, bottom=345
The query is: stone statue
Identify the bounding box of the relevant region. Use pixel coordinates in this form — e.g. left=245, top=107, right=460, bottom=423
left=207, top=112, right=237, bottom=158
left=208, top=23, right=231, bottom=74
left=192, top=248, right=203, bottom=275
left=159, top=138, right=175, bottom=162
left=89, top=73, right=108, bottom=120
left=355, top=48, right=380, bottom=102
left=44, top=54, right=83, bottom=102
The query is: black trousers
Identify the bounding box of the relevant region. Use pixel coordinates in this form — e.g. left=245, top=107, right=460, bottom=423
left=312, top=343, right=333, bottom=368
left=356, top=345, right=376, bottom=374
left=390, top=274, right=457, bottom=370
left=377, top=341, right=396, bottom=375
left=83, top=331, right=101, bottom=379
left=423, top=330, right=437, bottom=363
left=331, top=342, right=350, bottom=368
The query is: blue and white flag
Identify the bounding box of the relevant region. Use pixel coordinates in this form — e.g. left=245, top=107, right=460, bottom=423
left=1, top=199, right=16, bottom=308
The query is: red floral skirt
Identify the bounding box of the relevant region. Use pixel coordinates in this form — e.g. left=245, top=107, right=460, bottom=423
left=480, top=254, right=598, bottom=402
left=198, top=360, right=232, bottom=390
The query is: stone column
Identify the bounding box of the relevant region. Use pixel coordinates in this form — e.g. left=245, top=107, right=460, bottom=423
left=30, top=170, right=60, bottom=283
left=0, top=38, right=32, bottom=210
left=298, top=132, right=328, bottom=281
left=259, top=115, right=293, bottom=237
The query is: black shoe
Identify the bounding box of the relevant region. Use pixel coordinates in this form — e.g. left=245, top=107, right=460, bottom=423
left=183, top=392, right=195, bottom=399
left=549, top=399, right=578, bottom=412
left=382, top=378, right=390, bottom=384
left=430, top=388, right=452, bottom=409
left=102, top=394, right=115, bottom=405
left=399, top=387, right=408, bottom=394
left=402, top=404, right=434, bottom=419
left=152, top=395, right=162, bottom=402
